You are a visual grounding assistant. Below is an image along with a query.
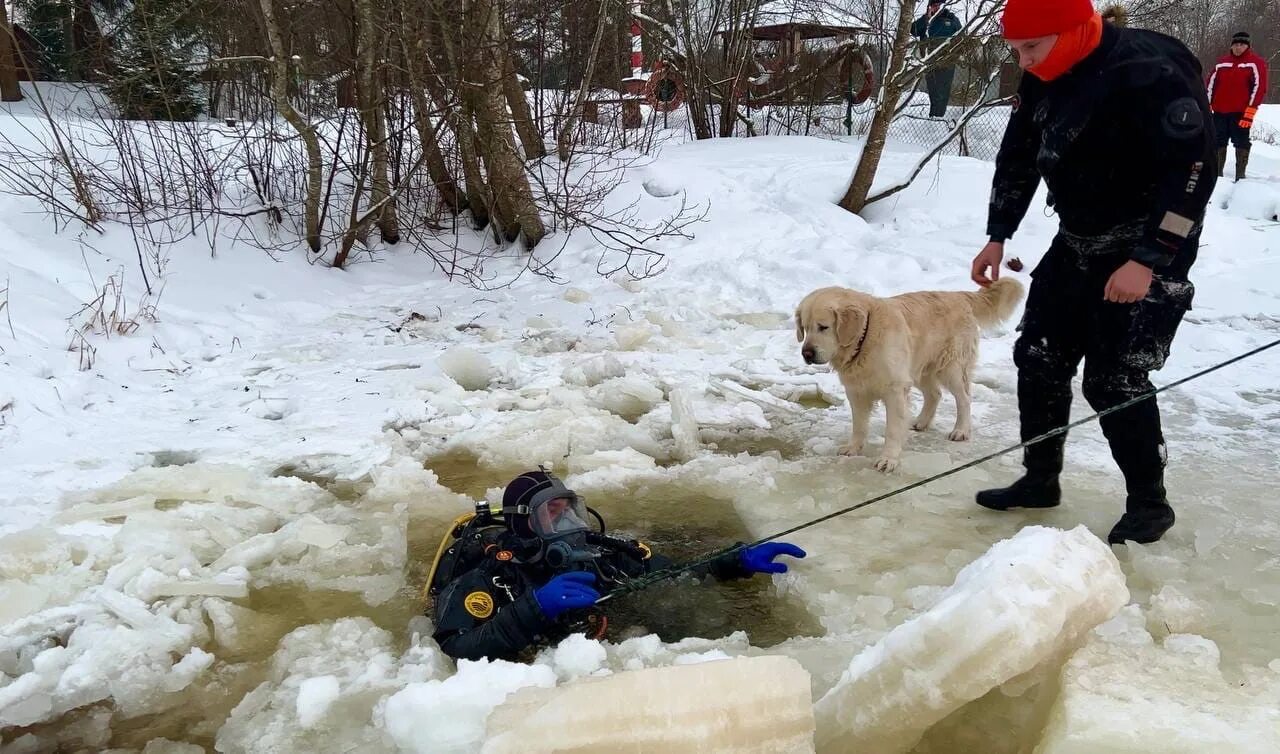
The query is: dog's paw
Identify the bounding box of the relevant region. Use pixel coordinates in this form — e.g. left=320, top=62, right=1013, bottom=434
left=839, top=442, right=864, bottom=457
left=948, top=428, right=971, bottom=442
left=911, top=420, right=931, bottom=432
left=874, top=456, right=900, bottom=473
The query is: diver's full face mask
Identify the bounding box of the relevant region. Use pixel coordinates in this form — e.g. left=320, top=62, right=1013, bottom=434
left=529, top=493, right=592, bottom=540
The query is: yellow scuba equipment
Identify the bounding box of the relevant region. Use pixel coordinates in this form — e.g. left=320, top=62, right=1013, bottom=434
left=422, top=502, right=500, bottom=603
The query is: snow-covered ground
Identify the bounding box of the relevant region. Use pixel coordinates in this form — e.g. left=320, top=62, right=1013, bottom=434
left=2, top=85, right=1280, bottom=752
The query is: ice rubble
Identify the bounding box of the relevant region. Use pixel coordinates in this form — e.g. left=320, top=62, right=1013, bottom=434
left=813, top=525, right=1130, bottom=753
left=438, top=347, right=496, bottom=391
left=481, top=655, right=815, bottom=753
left=0, top=463, right=413, bottom=731
left=1034, top=605, right=1280, bottom=754
left=217, top=617, right=453, bottom=753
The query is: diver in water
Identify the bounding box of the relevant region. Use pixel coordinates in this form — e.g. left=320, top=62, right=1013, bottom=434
left=426, top=469, right=807, bottom=662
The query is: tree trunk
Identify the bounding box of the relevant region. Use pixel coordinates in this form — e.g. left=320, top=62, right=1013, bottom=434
left=504, top=49, right=545, bottom=160
left=556, top=0, right=610, bottom=163
left=259, top=0, right=323, bottom=253
left=0, top=1, right=22, bottom=102
left=838, top=0, right=915, bottom=215
left=408, top=76, right=468, bottom=215
left=466, top=0, right=546, bottom=247
left=426, top=0, right=493, bottom=230
left=356, top=0, right=399, bottom=244
left=400, top=9, right=469, bottom=215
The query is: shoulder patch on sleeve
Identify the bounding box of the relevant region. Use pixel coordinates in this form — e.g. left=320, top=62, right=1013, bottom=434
left=464, top=591, right=495, bottom=619
left=1162, top=97, right=1204, bottom=139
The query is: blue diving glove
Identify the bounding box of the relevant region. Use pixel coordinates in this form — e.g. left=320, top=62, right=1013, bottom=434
left=534, top=571, right=600, bottom=621
left=739, top=542, right=807, bottom=575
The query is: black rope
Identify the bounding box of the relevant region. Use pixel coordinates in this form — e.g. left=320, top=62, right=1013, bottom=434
left=595, top=336, right=1280, bottom=604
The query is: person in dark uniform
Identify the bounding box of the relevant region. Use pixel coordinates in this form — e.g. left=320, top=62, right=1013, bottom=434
left=911, top=0, right=964, bottom=118
left=969, top=0, right=1217, bottom=545
left=428, top=469, right=806, bottom=661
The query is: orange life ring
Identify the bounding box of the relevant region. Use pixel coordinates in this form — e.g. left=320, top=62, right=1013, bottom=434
left=845, top=48, right=876, bottom=105
left=644, top=66, right=685, bottom=112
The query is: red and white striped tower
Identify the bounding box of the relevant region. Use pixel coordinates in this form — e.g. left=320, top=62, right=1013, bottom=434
left=621, top=1, right=646, bottom=97
left=620, top=0, right=645, bottom=127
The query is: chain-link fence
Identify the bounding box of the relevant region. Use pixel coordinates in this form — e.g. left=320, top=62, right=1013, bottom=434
left=576, top=92, right=1013, bottom=163
left=574, top=50, right=1017, bottom=162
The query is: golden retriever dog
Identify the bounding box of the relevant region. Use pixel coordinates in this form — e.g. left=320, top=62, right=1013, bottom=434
left=795, top=278, right=1024, bottom=472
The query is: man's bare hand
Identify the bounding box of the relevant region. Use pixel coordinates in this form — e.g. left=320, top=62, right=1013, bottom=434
left=1104, top=260, right=1153, bottom=304
left=971, top=242, right=1004, bottom=287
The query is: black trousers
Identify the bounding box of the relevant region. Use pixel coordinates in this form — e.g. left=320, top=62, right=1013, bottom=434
left=1012, top=234, right=1195, bottom=493
left=1213, top=112, right=1251, bottom=149
left=925, top=66, right=956, bottom=118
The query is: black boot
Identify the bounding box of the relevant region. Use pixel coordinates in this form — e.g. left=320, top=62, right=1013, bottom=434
left=1108, top=480, right=1175, bottom=545
left=976, top=470, right=1061, bottom=511
left=1235, top=147, right=1250, bottom=182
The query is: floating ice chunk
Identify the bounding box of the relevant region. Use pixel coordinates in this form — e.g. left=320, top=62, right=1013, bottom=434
left=587, top=376, right=664, bottom=419
left=677, top=391, right=771, bottom=431
left=1034, top=606, right=1280, bottom=754
left=95, top=588, right=192, bottom=648
left=564, top=447, right=657, bottom=476
left=814, top=525, right=1129, bottom=753
left=134, top=567, right=250, bottom=600
left=561, top=353, right=626, bottom=387
left=563, top=287, right=591, bottom=303
left=218, top=618, right=448, bottom=753
left=482, top=655, right=814, bottom=753
left=546, top=634, right=608, bottom=681
left=295, top=515, right=351, bottom=549
left=524, top=315, right=558, bottom=330
left=450, top=407, right=664, bottom=469
left=710, top=377, right=804, bottom=414
left=0, top=580, right=49, bottom=624
left=142, top=739, right=206, bottom=754
left=614, top=323, right=655, bottom=351
left=381, top=659, right=558, bottom=754
left=203, top=598, right=289, bottom=657
left=669, top=388, right=701, bottom=461
left=244, top=395, right=293, bottom=421
left=723, top=311, right=790, bottom=329
left=53, top=495, right=157, bottom=524
left=438, top=347, right=494, bottom=391
left=297, top=675, right=341, bottom=728
left=162, top=647, right=215, bottom=693
left=1147, top=584, right=1206, bottom=634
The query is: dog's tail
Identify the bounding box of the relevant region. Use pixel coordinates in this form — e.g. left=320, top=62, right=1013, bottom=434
left=967, top=277, right=1025, bottom=328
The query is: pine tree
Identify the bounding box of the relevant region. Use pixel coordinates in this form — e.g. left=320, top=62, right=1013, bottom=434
left=102, top=0, right=204, bottom=120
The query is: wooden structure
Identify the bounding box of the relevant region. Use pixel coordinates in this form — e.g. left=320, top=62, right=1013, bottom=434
left=721, top=20, right=876, bottom=107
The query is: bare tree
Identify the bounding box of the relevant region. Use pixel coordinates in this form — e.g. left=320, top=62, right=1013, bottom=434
left=356, top=0, right=400, bottom=245
left=839, top=0, right=1003, bottom=214
left=557, top=0, right=612, bottom=162
left=258, top=0, right=323, bottom=253
left=1, top=0, right=21, bottom=102
left=504, top=45, right=546, bottom=159
left=464, top=0, right=548, bottom=245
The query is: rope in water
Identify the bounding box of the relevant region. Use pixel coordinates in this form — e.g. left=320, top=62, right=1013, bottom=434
left=595, top=336, right=1280, bottom=604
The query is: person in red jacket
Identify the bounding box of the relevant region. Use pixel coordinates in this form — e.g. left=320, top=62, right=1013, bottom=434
left=1207, top=31, right=1269, bottom=181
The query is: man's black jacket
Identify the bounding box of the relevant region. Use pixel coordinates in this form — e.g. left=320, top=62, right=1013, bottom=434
left=987, top=22, right=1218, bottom=273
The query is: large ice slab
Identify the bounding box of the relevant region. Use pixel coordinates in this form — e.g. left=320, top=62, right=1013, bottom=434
left=481, top=654, right=814, bottom=753
left=813, top=525, right=1129, bottom=753
left=1034, top=605, right=1280, bottom=754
